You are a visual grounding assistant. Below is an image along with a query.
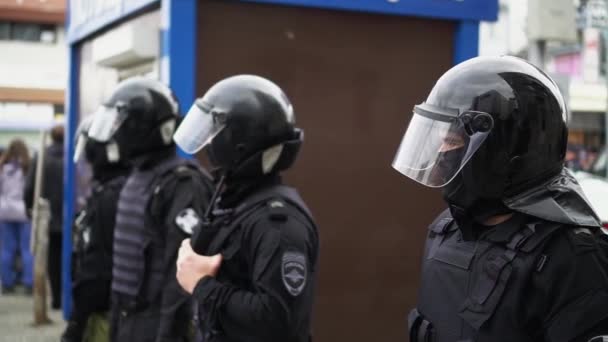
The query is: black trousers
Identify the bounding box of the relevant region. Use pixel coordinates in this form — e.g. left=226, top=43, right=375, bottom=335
left=48, top=232, right=62, bottom=309
left=64, top=278, right=111, bottom=341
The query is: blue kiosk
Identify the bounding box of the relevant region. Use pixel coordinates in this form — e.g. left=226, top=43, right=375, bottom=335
left=64, top=1, right=497, bottom=340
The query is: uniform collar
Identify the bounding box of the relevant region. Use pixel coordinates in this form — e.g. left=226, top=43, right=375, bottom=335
left=217, top=174, right=282, bottom=210
left=477, top=213, right=529, bottom=244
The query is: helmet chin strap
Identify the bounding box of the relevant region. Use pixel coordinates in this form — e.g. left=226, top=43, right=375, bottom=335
left=203, top=172, right=227, bottom=222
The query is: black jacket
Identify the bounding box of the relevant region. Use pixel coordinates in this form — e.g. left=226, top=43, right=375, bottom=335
left=24, top=143, right=64, bottom=233
left=111, top=150, right=214, bottom=342
left=73, top=167, right=129, bottom=295
left=193, top=177, right=319, bottom=342
left=65, top=167, right=129, bottom=342
left=411, top=211, right=608, bottom=342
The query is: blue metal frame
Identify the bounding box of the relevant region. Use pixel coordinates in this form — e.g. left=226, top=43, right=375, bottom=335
left=453, top=20, right=480, bottom=65
left=62, top=29, right=79, bottom=323
left=161, top=0, right=198, bottom=157
left=68, top=0, right=159, bottom=44
left=63, top=0, right=492, bottom=321
left=239, top=0, right=497, bottom=21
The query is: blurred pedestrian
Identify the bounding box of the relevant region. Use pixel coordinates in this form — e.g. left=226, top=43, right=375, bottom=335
left=24, top=125, right=65, bottom=309
left=565, top=145, right=582, bottom=171
left=0, top=139, right=33, bottom=294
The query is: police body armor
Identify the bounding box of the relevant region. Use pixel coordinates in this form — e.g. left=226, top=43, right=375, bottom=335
left=112, top=155, right=206, bottom=304
left=192, top=184, right=317, bottom=342
left=409, top=210, right=564, bottom=342
left=74, top=175, right=126, bottom=285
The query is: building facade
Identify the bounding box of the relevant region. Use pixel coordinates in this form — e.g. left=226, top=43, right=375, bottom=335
left=0, top=0, right=66, bottom=147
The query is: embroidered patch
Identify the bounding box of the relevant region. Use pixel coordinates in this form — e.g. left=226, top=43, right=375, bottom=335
left=282, top=251, right=307, bottom=296
left=175, top=208, right=200, bottom=235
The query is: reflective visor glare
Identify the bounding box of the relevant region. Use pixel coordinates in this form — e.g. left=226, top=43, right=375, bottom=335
left=173, top=103, right=225, bottom=154
left=88, top=106, right=120, bottom=142
left=392, top=111, right=489, bottom=188
left=73, top=135, right=86, bottom=162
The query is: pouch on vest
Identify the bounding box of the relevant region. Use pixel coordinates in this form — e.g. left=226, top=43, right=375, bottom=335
left=459, top=222, right=562, bottom=330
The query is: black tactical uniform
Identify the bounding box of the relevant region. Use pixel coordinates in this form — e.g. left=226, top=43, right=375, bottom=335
left=62, top=116, right=130, bottom=342
left=391, top=56, right=608, bottom=342
left=87, top=78, right=214, bottom=342
left=174, top=75, right=319, bottom=342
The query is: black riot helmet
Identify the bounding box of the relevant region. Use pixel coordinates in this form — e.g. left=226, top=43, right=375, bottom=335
left=174, top=75, right=302, bottom=179
left=87, top=77, right=180, bottom=159
left=393, top=56, right=568, bottom=221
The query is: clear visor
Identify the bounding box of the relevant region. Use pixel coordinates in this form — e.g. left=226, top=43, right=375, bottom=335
left=73, top=135, right=87, bottom=162
left=88, top=105, right=124, bottom=143
left=173, top=102, right=226, bottom=154
left=392, top=106, right=490, bottom=187
left=73, top=115, right=94, bottom=163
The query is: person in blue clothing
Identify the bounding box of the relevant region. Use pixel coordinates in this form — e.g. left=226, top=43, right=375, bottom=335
left=0, top=139, right=33, bottom=294
left=24, top=125, right=65, bottom=308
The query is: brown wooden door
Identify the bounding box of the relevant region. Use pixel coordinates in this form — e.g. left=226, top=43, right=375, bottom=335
left=196, top=1, right=454, bottom=340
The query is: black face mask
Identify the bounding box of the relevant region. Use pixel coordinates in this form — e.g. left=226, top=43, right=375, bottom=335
left=435, top=147, right=465, bottom=186
left=84, top=140, right=110, bottom=168
left=440, top=149, right=511, bottom=239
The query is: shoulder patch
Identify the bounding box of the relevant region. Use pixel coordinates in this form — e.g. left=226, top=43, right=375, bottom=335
left=282, top=251, right=307, bottom=296
left=175, top=208, right=201, bottom=235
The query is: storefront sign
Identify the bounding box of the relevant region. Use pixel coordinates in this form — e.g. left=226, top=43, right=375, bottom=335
left=68, top=0, right=497, bottom=44
left=67, top=0, right=158, bottom=43
left=239, top=0, right=498, bottom=21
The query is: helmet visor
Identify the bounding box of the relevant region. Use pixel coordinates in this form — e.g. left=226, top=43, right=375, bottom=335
left=73, top=115, right=94, bottom=163
left=173, top=101, right=226, bottom=154
left=73, top=135, right=87, bottom=162
left=88, top=105, right=125, bottom=143
left=392, top=104, right=491, bottom=188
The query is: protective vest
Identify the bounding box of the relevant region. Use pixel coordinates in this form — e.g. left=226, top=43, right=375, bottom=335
left=74, top=175, right=126, bottom=283
left=111, top=156, right=205, bottom=302
left=409, top=210, right=563, bottom=342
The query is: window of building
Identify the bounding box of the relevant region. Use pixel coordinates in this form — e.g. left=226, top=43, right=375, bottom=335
left=40, top=25, right=57, bottom=43
left=12, top=23, right=41, bottom=42
left=0, top=22, right=10, bottom=40
left=0, top=21, right=57, bottom=43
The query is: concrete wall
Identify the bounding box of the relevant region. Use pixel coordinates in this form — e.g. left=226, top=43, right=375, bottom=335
left=0, top=27, right=67, bottom=90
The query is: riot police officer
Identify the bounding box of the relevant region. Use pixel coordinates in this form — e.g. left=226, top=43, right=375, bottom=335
left=173, top=75, right=319, bottom=342
left=62, top=116, right=131, bottom=342
left=86, top=77, right=214, bottom=342
left=393, top=56, right=608, bottom=341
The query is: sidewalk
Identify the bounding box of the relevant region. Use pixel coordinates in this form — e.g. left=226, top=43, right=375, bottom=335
left=0, top=287, right=66, bottom=342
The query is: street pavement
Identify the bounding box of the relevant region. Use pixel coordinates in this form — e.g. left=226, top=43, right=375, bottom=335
left=0, top=287, right=66, bottom=342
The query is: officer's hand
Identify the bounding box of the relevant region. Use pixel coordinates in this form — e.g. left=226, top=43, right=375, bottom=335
left=176, top=239, right=223, bottom=294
